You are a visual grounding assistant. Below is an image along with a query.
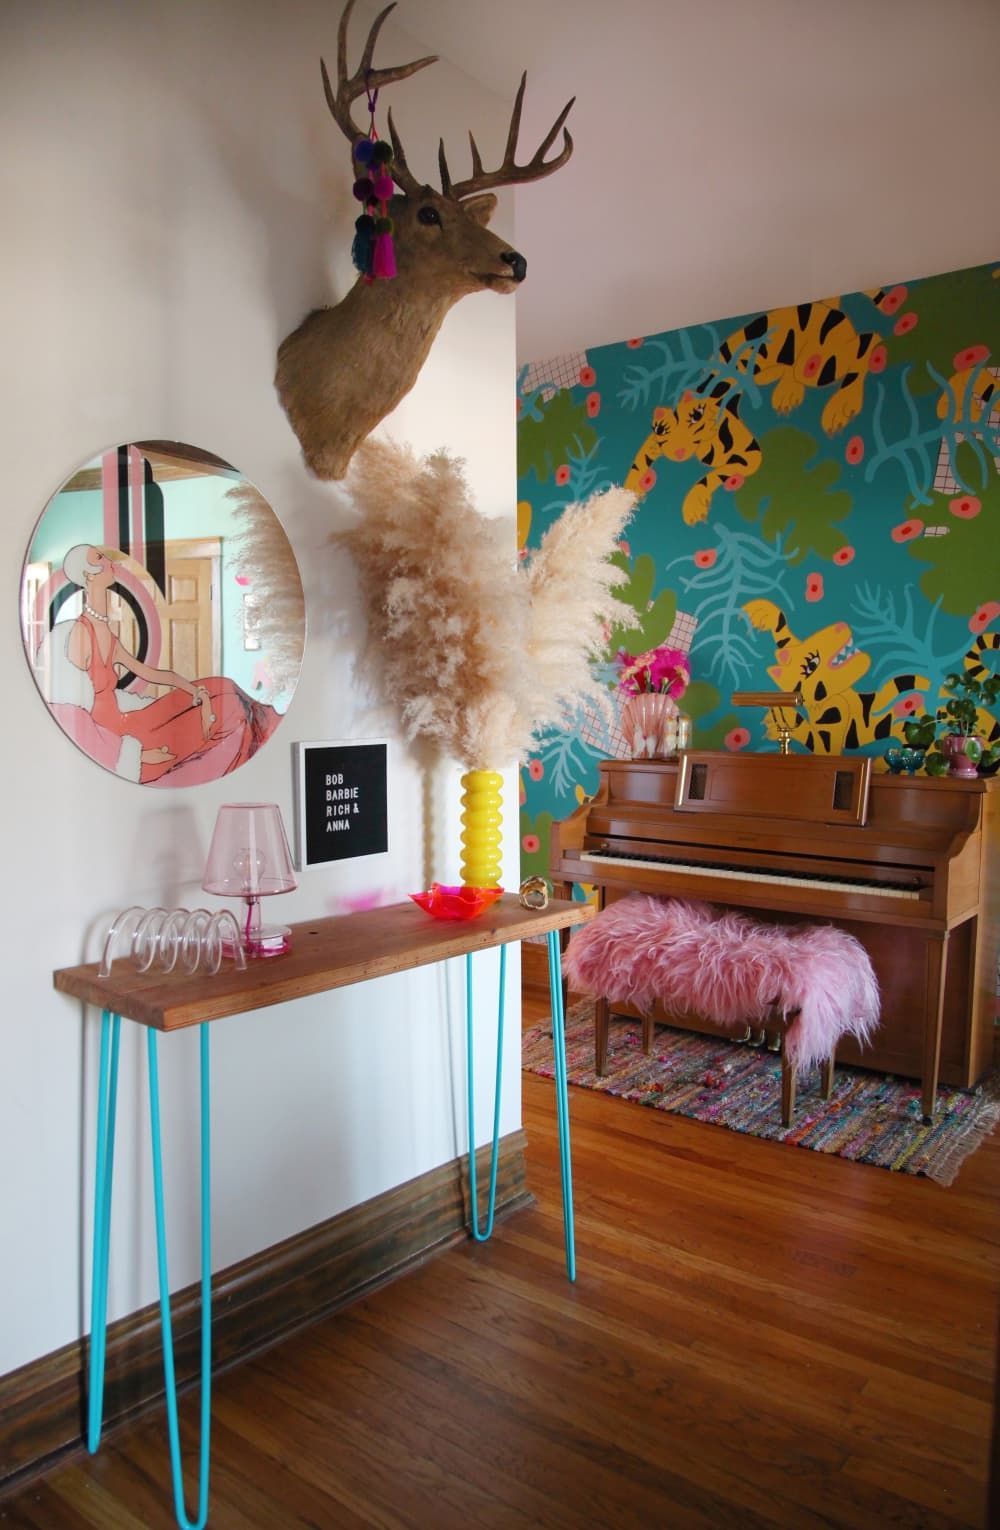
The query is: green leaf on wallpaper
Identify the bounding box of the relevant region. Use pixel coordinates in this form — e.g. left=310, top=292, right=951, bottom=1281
left=517, top=389, right=597, bottom=485
left=682, top=679, right=722, bottom=722
left=734, top=427, right=852, bottom=563
left=519, top=810, right=554, bottom=880
left=874, top=263, right=998, bottom=398
left=606, top=551, right=677, bottom=653
left=907, top=472, right=1000, bottom=613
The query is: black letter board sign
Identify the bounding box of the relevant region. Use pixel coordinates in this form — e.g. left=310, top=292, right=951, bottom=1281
left=294, top=740, right=389, bottom=868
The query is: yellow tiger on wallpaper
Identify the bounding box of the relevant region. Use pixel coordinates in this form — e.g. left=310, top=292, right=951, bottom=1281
left=743, top=599, right=929, bottom=754
left=717, top=300, right=888, bottom=435
left=624, top=381, right=762, bottom=524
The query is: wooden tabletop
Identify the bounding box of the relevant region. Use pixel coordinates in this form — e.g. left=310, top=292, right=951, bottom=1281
left=53, top=895, right=594, bottom=1031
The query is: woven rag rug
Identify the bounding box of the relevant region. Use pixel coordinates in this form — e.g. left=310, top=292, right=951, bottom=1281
left=523, top=1003, right=1000, bottom=1186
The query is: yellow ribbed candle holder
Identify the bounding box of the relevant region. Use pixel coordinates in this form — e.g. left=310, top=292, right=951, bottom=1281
left=459, top=769, right=503, bottom=888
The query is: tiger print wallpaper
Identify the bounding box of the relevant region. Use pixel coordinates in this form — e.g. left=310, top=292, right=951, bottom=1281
left=517, top=259, right=1000, bottom=890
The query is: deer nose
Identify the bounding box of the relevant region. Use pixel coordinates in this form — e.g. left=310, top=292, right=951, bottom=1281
left=502, top=250, right=527, bottom=283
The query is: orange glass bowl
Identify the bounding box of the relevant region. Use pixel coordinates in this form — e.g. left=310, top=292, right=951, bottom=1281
left=409, top=884, right=504, bottom=921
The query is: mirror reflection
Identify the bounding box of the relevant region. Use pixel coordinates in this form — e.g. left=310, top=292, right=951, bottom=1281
left=21, top=441, right=305, bottom=786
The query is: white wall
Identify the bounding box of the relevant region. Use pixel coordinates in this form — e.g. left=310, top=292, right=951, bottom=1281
left=0, top=0, right=522, bottom=1375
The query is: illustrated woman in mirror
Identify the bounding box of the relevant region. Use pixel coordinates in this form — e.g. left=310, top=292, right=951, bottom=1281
left=46, top=544, right=280, bottom=785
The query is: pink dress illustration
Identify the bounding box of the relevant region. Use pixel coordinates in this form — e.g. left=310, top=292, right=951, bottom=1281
left=77, top=613, right=279, bottom=785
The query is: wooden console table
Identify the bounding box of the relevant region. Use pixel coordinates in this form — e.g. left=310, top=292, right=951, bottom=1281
left=54, top=895, right=593, bottom=1530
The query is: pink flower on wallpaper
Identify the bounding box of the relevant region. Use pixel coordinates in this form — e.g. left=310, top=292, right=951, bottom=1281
left=892, top=694, right=921, bottom=717
left=802, top=353, right=823, bottom=379
left=970, top=602, right=1000, bottom=633
left=522, top=834, right=540, bottom=854
left=949, top=496, right=981, bottom=519
left=833, top=545, right=856, bottom=565
left=586, top=391, right=601, bottom=417
left=527, top=758, right=544, bottom=781
left=805, top=572, right=824, bottom=602
left=723, top=474, right=744, bottom=491
left=954, top=344, right=989, bottom=371
left=878, top=285, right=908, bottom=315
left=891, top=518, right=924, bottom=542
left=894, top=312, right=919, bottom=337
left=554, top=464, right=571, bottom=486
left=617, top=539, right=631, bottom=557
left=845, top=436, right=864, bottom=464
left=626, top=337, right=644, bottom=349
left=869, top=344, right=888, bottom=373
left=579, top=365, right=596, bottom=387
left=693, top=548, right=717, bottom=569
left=638, top=468, right=657, bottom=493
left=725, top=727, right=751, bottom=752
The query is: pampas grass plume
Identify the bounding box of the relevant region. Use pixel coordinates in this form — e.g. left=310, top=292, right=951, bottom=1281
left=338, top=439, right=637, bottom=770
left=228, top=482, right=306, bottom=695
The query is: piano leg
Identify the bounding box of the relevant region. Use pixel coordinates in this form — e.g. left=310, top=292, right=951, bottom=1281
left=820, top=1054, right=836, bottom=1102
left=922, top=930, right=950, bottom=1123
left=595, top=995, right=610, bottom=1077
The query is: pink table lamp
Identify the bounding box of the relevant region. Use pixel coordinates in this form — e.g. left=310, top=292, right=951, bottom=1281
left=202, top=802, right=297, bottom=957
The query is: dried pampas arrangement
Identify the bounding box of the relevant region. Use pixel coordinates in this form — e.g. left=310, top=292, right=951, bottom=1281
left=228, top=483, right=306, bottom=696
left=337, top=439, right=636, bottom=770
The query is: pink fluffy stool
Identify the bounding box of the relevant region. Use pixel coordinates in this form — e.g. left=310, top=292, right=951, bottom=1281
left=562, top=895, right=880, bottom=1125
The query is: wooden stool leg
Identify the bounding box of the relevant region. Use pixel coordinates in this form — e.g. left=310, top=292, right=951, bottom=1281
left=820, top=1054, right=836, bottom=1101
left=780, top=1033, right=796, bottom=1126
left=595, top=995, right=610, bottom=1076
left=642, top=1013, right=655, bottom=1054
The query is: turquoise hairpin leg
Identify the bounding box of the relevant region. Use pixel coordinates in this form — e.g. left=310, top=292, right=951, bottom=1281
left=87, top=1009, right=122, bottom=1452
left=147, top=1024, right=212, bottom=1530
left=465, top=945, right=506, bottom=1241
left=547, top=929, right=576, bottom=1281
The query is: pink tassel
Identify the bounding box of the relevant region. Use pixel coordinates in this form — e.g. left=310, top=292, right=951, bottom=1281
left=372, top=233, right=396, bottom=280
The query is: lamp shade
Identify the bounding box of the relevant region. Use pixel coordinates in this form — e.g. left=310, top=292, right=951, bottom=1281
left=202, top=803, right=297, bottom=898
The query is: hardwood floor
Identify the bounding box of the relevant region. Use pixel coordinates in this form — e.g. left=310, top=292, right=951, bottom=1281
left=2, top=990, right=998, bottom=1528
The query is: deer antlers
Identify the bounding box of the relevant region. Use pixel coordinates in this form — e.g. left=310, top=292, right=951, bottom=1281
left=322, top=0, right=575, bottom=201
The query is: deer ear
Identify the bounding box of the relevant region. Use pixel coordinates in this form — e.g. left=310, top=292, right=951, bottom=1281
left=461, top=194, right=498, bottom=227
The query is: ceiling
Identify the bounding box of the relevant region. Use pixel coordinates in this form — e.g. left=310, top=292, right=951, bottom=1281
left=396, top=0, right=1000, bottom=363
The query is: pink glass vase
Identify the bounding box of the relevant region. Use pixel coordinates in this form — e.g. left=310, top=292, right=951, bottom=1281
left=941, top=733, right=983, bottom=778
left=619, top=692, right=679, bottom=759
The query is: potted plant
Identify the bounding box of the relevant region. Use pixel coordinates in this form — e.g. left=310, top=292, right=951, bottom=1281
left=903, top=669, right=1000, bottom=778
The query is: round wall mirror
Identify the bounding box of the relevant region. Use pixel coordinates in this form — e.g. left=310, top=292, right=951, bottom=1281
left=20, top=441, right=305, bottom=787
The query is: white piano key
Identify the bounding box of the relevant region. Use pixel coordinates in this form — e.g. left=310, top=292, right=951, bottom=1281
left=578, top=852, right=921, bottom=900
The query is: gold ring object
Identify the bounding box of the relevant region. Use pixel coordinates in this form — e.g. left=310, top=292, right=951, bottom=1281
left=518, top=876, right=549, bottom=910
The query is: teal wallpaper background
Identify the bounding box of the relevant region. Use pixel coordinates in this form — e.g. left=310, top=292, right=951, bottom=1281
left=516, top=260, right=1000, bottom=892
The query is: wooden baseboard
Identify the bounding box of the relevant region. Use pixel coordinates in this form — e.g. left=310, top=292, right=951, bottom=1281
left=0, top=1131, right=530, bottom=1490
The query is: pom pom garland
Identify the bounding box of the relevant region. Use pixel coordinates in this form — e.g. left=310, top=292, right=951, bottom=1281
left=350, top=84, right=396, bottom=282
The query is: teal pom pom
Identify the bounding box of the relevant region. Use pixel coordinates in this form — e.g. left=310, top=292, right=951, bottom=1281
left=351, top=214, right=376, bottom=274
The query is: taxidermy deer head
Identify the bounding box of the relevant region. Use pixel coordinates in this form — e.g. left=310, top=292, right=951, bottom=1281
left=274, top=0, right=574, bottom=481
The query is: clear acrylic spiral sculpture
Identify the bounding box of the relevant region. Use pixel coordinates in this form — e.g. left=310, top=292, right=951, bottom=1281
left=98, top=905, right=247, bottom=979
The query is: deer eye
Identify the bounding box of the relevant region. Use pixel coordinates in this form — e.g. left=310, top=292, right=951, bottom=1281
left=417, top=204, right=442, bottom=226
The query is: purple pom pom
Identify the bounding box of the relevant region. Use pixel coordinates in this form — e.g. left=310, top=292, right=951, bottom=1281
left=353, top=138, right=375, bottom=164
left=352, top=176, right=374, bottom=202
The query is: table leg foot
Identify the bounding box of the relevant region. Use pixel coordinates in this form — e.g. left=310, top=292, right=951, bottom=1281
left=147, top=1024, right=212, bottom=1530
left=547, top=930, right=576, bottom=1282
left=87, top=1010, right=121, bottom=1453
left=465, top=946, right=506, bottom=1242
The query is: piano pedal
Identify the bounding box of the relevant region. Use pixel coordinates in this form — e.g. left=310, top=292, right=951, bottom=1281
left=766, top=1033, right=782, bottom=1053
left=745, top=1027, right=766, bottom=1048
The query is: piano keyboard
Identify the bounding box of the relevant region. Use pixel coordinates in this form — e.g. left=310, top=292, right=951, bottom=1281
left=579, top=850, right=922, bottom=900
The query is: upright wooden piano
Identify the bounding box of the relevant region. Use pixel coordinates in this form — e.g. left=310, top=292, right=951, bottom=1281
left=551, top=752, right=999, bottom=1117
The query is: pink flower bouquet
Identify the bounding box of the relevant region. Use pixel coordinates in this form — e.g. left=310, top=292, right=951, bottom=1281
left=614, top=644, right=691, bottom=699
